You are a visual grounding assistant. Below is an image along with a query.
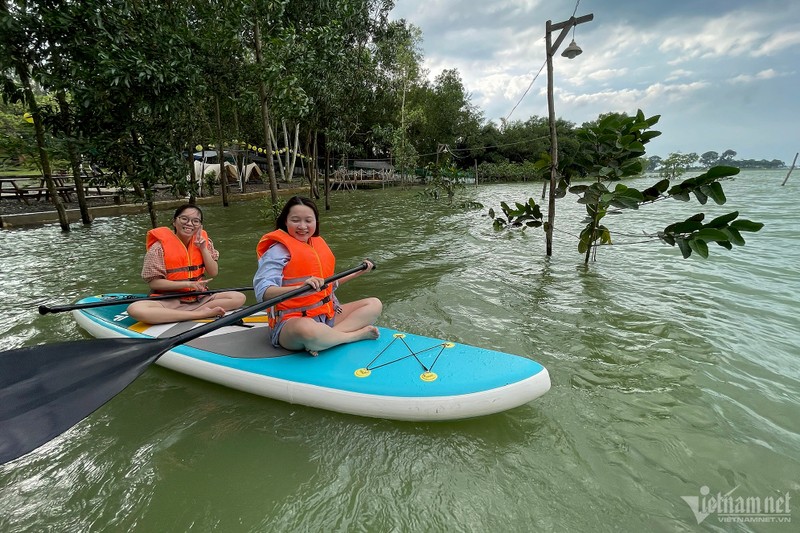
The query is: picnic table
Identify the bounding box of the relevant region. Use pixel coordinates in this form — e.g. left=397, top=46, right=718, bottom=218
left=0, top=176, right=38, bottom=204
left=0, top=174, right=120, bottom=205
left=18, top=175, right=76, bottom=203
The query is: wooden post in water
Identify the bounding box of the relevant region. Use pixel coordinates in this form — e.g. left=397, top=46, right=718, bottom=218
left=781, top=152, right=797, bottom=186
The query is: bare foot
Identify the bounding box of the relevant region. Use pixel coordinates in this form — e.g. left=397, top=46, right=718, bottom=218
left=196, top=306, right=226, bottom=319
left=354, top=325, right=380, bottom=341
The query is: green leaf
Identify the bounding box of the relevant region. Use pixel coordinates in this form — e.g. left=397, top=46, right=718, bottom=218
left=672, top=191, right=691, bottom=202
left=664, top=220, right=704, bottom=234
left=722, top=227, right=745, bottom=246
left=693, top=189, right=708, bottom=205
left=688, top=238, right=709, bottom=258
left=599, top=226, right=612, bottom=244
left=730, top=219, right=765, bottom=232
left=629, top=141, right=645, bottom=153
left=704, top=165, right=740, bottom=179
left=676, top=237, right=692, bottom=258
left=695, top=228, right=729, bottom=242
left=707, top=181, right=727, bottom=204
left=707, top=211, right=739, bottom=228
left=610, top=196, right=640, bottom=209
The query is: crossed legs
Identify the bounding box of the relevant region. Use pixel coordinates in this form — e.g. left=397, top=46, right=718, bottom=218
left=278, top=297, right=382, bottom=354
left=127, top=291, right=247, bottom=324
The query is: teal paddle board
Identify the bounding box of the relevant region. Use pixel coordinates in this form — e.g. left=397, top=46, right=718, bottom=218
left=72, top=294, right=551, bottom=421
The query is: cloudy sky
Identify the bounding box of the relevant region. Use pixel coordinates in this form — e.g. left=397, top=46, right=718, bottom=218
left=389, top=0, right=799, bottom=162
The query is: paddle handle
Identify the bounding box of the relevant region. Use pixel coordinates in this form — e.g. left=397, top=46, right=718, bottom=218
left=166, top=262, right=373, bottom=349
left=39, top=287, right=255, bottom=315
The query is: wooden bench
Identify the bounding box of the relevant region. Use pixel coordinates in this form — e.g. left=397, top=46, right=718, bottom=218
left=21, top=185, right=75, bottom=202
left=84, top=192, right=122, bottom=205
left=81, top=181, right=123, bottom=204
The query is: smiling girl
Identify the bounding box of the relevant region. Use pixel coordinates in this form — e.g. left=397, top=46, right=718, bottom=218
left=127, top=204, right=247, bottom=324
left=254, top=196, right=381, bottom=355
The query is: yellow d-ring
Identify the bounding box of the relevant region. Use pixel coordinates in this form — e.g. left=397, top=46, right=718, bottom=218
left=443, top=342, right=455, bottom=348
left=354, top=368, right=371, bottom=378
left=420, top=371, right=438, bottom=382
left=393, top=333, right=406, bottom=338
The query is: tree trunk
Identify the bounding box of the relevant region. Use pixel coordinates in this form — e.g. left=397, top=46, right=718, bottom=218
left=19, top=71, right=69, bottom=231
left=287, top=121, right=300, bottom=182
left=215, top=95, right=230, bottom=207
left=188, top=141, right=197, bottom=205
left=130, top=129, right=156, bottom=228
left=312, top=130, right=319, bottom=198
left=55, top=83, right=91, bottom=224
left=271, top=122, right=286, bottom=181
left=253, top=18, right=279, bottom=206
left=1, top=0, right=68, bottom=230
left=324, top=147, right=331, bottom=211
left=283, top=120, right=290, bottom=180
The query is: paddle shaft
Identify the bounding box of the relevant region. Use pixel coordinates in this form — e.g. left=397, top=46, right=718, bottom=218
left=163, top=262, right=369, bottom=349
left=39, top=287, right=255, bottom=315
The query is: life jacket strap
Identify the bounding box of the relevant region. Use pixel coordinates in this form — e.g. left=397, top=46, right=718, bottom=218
left=276, top=295, right=332, bottom=319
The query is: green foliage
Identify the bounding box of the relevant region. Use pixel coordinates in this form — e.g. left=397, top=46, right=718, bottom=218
left=573, top=164, right=762, bottom=259
left=477, top=160, right=543, bottom=183
left=488, top=109, right=763, bottom=262
left=488, top=198, right=543, bottom=230
left=659, top=211, right=764, bottom=258
left=261, top=195, right=286, bottom=225
left=659, top=152, right=699, bottom=180
left=419, top=164, right=467, bottom=204
left=572, top=110, right=661, bottom=183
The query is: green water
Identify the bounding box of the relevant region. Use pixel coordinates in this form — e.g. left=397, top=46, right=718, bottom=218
left=1, top=170, right=798, bottom=531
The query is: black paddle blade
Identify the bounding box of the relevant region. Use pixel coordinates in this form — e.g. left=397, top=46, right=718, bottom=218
left=0, top=337, right=167, bottom=465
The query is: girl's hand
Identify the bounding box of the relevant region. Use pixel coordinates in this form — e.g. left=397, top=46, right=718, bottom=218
left=185, top=278, right=211, bottom=291
left=303, top=277, right=325, bottom=291
left=194, top=226, right=206, bottom=247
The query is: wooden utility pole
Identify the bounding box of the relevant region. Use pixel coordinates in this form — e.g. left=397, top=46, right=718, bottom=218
left=545, top=13, right=593, bottom=256
left=781, top=152, right=797, bottom=186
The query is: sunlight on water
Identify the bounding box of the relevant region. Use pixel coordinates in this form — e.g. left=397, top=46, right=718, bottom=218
left=1, top=170, right=798, bottom=531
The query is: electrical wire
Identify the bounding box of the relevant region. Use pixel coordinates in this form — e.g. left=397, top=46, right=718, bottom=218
left=502, top=0, right=583, bottom=123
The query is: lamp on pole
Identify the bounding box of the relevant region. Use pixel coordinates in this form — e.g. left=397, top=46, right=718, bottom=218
left=545, top=13, right=593, bottom=256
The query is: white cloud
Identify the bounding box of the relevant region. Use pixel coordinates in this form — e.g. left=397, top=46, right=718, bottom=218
left=730, top=68, right=782, bottom=83
left=390, top=0, right=800, bottom=160
left=752, top=30, right=800, bottom=56
left=665, top=69, right=693, bottom=82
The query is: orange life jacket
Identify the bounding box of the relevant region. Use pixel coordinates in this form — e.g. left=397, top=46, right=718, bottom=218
left=146, top=226, right=207, bottom=300
left=256, top=229, right=335, bottom=325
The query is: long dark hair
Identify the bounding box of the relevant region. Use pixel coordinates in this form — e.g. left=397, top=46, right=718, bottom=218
left=173, top=203, right=203, bottom=222
left=276, top=196, right=320, bottom=236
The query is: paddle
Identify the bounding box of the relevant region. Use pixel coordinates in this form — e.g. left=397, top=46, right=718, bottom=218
left=38, top=287, right=255, bottom=315
left=0, top=262, right=370, bottom=466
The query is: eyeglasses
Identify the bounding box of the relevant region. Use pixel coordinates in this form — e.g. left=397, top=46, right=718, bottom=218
left=177, top=215, right=202, bottom=225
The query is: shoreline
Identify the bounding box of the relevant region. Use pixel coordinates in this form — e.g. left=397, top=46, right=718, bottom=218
left=0, top=183, right=305, bottom=229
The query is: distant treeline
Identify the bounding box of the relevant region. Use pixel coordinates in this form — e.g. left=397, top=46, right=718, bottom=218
left=646, top=150, right=786, bottom=173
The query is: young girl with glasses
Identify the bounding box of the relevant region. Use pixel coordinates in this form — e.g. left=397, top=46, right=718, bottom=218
left=128, top=204, right=246, bottom=324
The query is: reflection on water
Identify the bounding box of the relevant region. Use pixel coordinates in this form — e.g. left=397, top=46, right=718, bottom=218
left=1, top=171, right=799, bottom=531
